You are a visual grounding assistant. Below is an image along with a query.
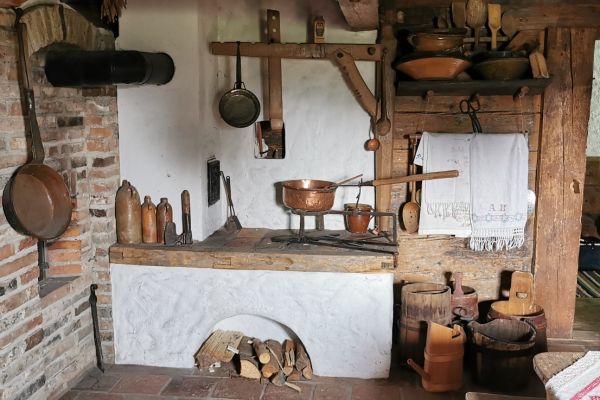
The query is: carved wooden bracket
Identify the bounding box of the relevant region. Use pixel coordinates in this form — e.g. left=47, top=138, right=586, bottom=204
left=337, top=0, right=380, bottom=31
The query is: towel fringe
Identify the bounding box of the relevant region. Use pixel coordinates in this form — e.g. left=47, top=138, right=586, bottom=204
left=470, top=228, right=525, bottom=251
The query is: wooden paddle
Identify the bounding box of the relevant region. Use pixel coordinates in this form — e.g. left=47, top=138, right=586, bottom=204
left=452, top=2, right=467, bottom=30
left=488, top=4, right=501, bottom=50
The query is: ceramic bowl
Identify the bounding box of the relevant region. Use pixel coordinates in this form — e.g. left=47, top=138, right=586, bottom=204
left=407, top=29, right=467, bottom=52
left=393, top=53, right=472, bottom=80
left=472, top=57, right=530, bottom=80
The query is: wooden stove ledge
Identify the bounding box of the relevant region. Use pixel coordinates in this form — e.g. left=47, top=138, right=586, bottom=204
left=109, top=228, right=395, bottom=274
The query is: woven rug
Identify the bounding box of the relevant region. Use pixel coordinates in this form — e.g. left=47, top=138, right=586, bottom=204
left=577, top=270, right=600, bottom=298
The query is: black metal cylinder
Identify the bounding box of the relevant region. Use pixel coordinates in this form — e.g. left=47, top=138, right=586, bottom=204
left=44, top=50, right=175, bottom=87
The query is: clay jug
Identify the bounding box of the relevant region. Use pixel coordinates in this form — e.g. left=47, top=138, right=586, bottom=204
left=156, top=198, right=173, bottom=244
left=115, top=180, right=142, bottom=244
left=141, top=196, right=157, bottom=244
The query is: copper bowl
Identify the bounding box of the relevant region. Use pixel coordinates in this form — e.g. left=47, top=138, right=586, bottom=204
left=281, top=179, right=336, bottom=212
left=407, top=29, right=467, bottom=52
left=394, top=53, right=472, bottom=80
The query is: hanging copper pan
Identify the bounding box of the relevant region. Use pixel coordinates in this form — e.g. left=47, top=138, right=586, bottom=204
left=3, top=20, right=72, bottom=240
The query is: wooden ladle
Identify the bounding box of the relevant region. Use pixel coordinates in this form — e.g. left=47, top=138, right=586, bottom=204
left=402, top=172, right=420, bottom=233
left=466, top=0, right=487, bottom=49
left=402, top=139, right=420, bottom=234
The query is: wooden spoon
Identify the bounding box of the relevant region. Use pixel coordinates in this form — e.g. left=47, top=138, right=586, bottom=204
left=374, top=49, right=391, bottom=136
left=488, top=4, right=501, bottom=50
left=466, top=0, right=487, bottom=49
left=402, top=173, right=420, bottom=234
left=402, top=140, right=420, bottom=234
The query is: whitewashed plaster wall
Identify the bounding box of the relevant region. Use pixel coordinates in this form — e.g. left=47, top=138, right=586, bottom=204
left=587, top=40, right=600, bottom=156
left=117, top=0, right=377, bottom=239
left=117, top=0, right=222, bottom=240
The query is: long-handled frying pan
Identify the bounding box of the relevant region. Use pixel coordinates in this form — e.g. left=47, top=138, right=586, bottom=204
left=218, top=41, right=261, bottom=128
left=2, top=19, right=72, bottom=240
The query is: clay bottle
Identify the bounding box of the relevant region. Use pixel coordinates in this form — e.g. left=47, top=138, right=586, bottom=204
left=156, top=198, right=173, bottom=244
left=115, top=180, right=142, bottom=244
left=141, top=196, right=157, bottom=244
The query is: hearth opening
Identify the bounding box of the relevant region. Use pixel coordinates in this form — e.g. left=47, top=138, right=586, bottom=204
left=195, top=319, right=313, bottom=393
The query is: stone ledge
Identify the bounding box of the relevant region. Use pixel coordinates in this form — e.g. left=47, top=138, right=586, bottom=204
left=39, top=275, right=80, bottom=309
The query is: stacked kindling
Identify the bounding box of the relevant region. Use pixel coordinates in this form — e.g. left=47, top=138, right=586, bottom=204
left=238, top=337, right=312, bottom=391
left=195, top=331, right=312, bottom=392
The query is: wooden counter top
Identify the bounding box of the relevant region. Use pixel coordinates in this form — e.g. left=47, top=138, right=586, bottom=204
left=109, top=228, right=396, bottom=274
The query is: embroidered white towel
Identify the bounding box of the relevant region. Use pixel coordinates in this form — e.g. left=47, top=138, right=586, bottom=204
left=417, top=132, right=472, bottom=237
left=545, top=351, right=600, bottom=400
left=469, top=133, right=528, bottom=251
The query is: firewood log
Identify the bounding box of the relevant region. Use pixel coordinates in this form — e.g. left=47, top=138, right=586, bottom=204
left=261, top=339, right=283, bottom=378
left=237, top=337, right=261, bottom=380
left=282, top=339, right=295, bottom=376
left=295, top=342, right=311, bottom=372
left=287, top=368, right=303, bottom=382
left=302, top=365, right=313, bottom=380
left=270, top=370, right=286, bottom=387
left=252, top=339, right=271, bottom=364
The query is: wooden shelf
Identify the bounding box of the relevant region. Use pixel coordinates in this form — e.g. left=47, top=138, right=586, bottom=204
left=395, top=78, right=552, bottom=97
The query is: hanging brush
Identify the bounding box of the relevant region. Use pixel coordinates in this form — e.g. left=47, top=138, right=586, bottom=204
left=101, top=0, right=127, bottom=23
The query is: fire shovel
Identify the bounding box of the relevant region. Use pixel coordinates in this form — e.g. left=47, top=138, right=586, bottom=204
left=221, top=172, right=242, bottom=231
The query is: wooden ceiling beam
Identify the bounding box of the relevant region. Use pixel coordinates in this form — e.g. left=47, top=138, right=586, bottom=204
left=338, top=0, right=379, bottom=31
left=389, top=1, right=600, bottom=29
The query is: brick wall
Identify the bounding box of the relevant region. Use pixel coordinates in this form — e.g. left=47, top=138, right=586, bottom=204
left=0, top=9, right=118, bottom=400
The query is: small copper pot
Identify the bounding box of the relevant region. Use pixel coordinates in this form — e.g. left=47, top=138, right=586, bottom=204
left=344, top=203, right=372, bottom=233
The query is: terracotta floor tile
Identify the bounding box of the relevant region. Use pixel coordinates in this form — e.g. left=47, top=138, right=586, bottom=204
left=314, top=383, right=351, bottom=400
left=351, top=382, right=403, bottom=400
left=59, top=392, right=79, bottom=400
left=212, top=377, right=265, bottom=399
left=73, top=373, right=121, bottom=392
left=111, top=374, right=171, bottom=395
left=72, top=393, right=124, bottom=400
left=262, top=382, right=314, bottom=400
left=160, top=376, right=215, bottom=397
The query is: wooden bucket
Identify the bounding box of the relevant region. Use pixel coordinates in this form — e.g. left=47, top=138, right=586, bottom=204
left=467, top=319, right=536, bottom=391
left=488, top=271, right=547, bottom=353
left=400, top=283, right=452, bottom=365
left=451, top=272, right=479, bottom=321
left=408, top=322, right=466, bottom=392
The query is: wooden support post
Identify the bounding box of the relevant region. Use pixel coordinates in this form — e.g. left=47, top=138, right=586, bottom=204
left=375, top=11, right=397, bottom=232
left=534, top=27, right=598, bottom=338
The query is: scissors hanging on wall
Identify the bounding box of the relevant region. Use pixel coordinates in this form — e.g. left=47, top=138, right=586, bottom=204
left=460, top=96, right=482, bottom=133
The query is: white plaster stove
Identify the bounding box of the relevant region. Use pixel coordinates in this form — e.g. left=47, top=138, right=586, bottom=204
left=111, top=263, right=393, bottom=379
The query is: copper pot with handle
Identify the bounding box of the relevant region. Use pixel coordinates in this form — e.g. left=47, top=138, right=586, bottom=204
left=281, top=170, right=459, bottom=212
left=281, top=175, right=362, bottom=212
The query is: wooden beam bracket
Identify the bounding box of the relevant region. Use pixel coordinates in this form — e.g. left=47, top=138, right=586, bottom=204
left=210, top=42, right=383, bottom=61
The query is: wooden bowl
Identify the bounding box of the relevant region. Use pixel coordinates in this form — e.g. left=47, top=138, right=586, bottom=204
left=394, top=53, right=472, bottom=80
left=472, top=58, right=530, bottom=80
left=407, top=29, right=467, bottom=52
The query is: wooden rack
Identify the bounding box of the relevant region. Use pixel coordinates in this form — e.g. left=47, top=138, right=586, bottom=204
left=396, top=78, right=552, bottom=97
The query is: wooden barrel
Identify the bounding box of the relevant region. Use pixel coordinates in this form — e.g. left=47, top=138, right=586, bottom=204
left=467, top=319, right=536, bottom=391
left=400, top=283, right=452, bottom=365
left=488, top=301, right=547, bottom=354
